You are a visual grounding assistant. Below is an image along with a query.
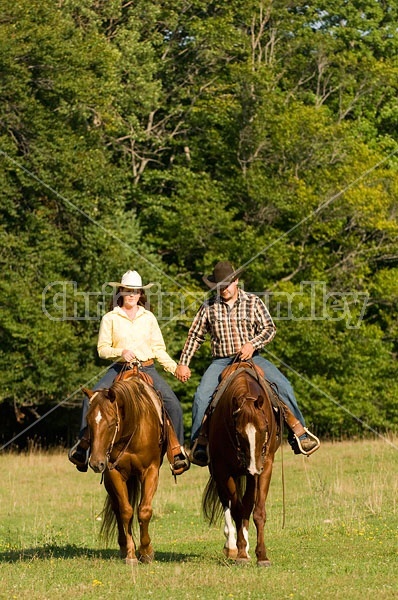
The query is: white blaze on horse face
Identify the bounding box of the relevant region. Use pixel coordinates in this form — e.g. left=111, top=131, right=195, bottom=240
left=95, top=409, right=103, bottom=425
left=223, top=507, right=237, bottom=552
left=246, top=423, right=261, bottom=475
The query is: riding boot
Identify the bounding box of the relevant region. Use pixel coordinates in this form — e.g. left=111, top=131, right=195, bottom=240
left=281, top=404, right=320, bottom=456
left=189, top=415, right=210, bottom=467
left=68, top=427, right=90, bottom=471
left=166, top=417, right=190, bottom=477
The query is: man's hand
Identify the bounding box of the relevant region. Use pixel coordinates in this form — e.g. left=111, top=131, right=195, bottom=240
left=175, top=365, right=191, bottom=382
left=238, top=342, right=255, bottom=361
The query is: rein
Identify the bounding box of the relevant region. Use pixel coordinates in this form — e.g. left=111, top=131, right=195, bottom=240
left=105, top=400, right=120, bottom=468
left=231, top=402, right=247, bottom=468
left=106, top=400, right=139, bottom=472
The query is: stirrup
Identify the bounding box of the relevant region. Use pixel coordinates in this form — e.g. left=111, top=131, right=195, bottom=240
left=189, top=439, right=210, bottom=467
left=68, top=440, right=90, bottom=468
left=294, top=428, right=320, bottom=456
left=169, top=447, right=190, bottom=477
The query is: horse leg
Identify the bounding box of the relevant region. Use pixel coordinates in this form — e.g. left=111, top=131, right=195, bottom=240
left=222, top=475, right=255, bottom=564
left=220, top=475, right=250, bottom=563
left=216, top=475, right=238, bottom=560
left=232, top=475, right=256, bottom=564
left=223, top=504, right=238, bottom=559
left=235, top=474, right=256, bottom=564
left=104, top=471, right=137, bottom=565
left=137, top=465, right=159, bottom=563
left=253, top=457, right=274, bottom=567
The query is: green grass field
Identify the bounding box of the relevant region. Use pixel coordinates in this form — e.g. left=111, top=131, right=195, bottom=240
left=0, top=438, right=397, bottom=599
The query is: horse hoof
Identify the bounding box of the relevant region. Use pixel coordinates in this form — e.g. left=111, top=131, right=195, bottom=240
left=139, top=551, right=154, bottom=564
left=223, top=547, right=238, bottom=560
left=235, top=557, right=250, bottom=566
left=257, top=560, right=272, bottom=568
left=125, top=557, right=139, bottom=566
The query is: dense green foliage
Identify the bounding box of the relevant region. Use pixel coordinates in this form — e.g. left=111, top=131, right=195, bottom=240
left=0, top=0, right=397, bottom=441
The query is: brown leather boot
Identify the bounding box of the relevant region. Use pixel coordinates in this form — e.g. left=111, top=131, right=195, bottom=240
left=165, top=417, right=190, bottom=476
left=281, top=404, right=320, bottom=456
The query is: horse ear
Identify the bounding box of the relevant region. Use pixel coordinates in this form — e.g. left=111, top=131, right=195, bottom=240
left=82, top=387, right=94, bottom=398
left=106, top=388, right=116, bottom=403
left=255, top=396, right=264, bottom=410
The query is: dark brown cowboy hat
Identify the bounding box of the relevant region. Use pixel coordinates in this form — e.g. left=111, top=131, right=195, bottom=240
left=202, top=261, right=243, bottom=290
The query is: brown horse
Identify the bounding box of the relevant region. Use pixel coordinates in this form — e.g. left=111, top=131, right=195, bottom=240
left=203, top=362, right=280, bottom=566
left=84, top=377, right=165, bottom=564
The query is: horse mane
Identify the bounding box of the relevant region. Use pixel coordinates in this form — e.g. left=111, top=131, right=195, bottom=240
left=218, top=371, right=265, bottom=426
left=111, top=379, right=161, bottom=437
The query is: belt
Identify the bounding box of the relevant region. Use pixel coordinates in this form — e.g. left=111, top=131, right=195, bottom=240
left=140, top=359, right=154, bottom=367
left=121, top=359, right=154, bottom=368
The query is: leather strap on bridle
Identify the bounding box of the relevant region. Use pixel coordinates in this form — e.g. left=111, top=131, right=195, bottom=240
left=88, top=391, right=99, bottom=405
left=106, top=401, right=137, bottom=472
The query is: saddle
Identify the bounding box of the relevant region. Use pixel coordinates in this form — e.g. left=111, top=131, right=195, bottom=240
left=115, top=363, right=154, bottom=387
left=220, top=360, right=265, bottom=381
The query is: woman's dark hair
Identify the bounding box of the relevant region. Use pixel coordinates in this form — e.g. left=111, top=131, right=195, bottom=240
left=109, top=288, right=151, bottom=311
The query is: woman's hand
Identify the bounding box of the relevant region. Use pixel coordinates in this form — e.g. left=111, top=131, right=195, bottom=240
left=121, top=349, right=136, bottom=362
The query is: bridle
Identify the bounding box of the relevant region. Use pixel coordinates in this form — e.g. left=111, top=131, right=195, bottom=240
left=106, top=400, right=120, bottom=467
left=232, top=397, right=268, bottom=471
left=105, top=398, right=139, bottom=471
left=89, top=392, right=128, bottom=472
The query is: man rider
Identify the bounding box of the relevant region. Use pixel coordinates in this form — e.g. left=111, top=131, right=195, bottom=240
left=175, top=261, right=320, bottom=464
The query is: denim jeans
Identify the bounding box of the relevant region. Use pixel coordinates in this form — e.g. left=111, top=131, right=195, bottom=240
left=191, top=354, right=306, bottom=444
left=80, top=363, right=184, bottom=444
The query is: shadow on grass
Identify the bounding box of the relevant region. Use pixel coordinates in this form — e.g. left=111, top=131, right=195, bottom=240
left=0, top=544, right=199, bottom=563
left=154, top=550, right=200, bottom=563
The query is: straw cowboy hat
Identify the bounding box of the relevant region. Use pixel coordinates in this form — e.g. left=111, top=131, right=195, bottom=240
left=202, top=261, right=244, bottom=290
left=108, top=270, right=154, bottom=290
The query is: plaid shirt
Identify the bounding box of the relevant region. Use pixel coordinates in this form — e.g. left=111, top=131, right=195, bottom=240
left=179, top=289, right=276, bottom=366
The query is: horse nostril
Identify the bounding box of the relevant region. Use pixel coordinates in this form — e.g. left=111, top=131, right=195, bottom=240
left=89, top=459, right=107, bottom=473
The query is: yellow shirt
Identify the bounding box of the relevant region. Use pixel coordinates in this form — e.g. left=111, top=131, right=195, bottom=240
left=97, top=306, right=177, bottom=374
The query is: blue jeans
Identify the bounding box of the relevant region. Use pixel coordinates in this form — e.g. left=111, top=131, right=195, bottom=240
left=191, top=354, right=306, bottom=444
left=80, top=363, right=184, bottom=444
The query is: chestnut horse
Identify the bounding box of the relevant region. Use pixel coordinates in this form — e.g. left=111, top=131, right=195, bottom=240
left=203, top=362, right=280, bottom=566
left=84, top=377, right=165, bottom=564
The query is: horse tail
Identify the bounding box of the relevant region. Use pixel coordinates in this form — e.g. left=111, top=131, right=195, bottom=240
left=127, top=476, right=141, bottom=521
left=99, top=475, right=142, bottom=544
left=203, top=476, right=223, bottom=525
left=203, top=474, right=247, bottom=526
left=99, top=496, right=117, bottom=544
